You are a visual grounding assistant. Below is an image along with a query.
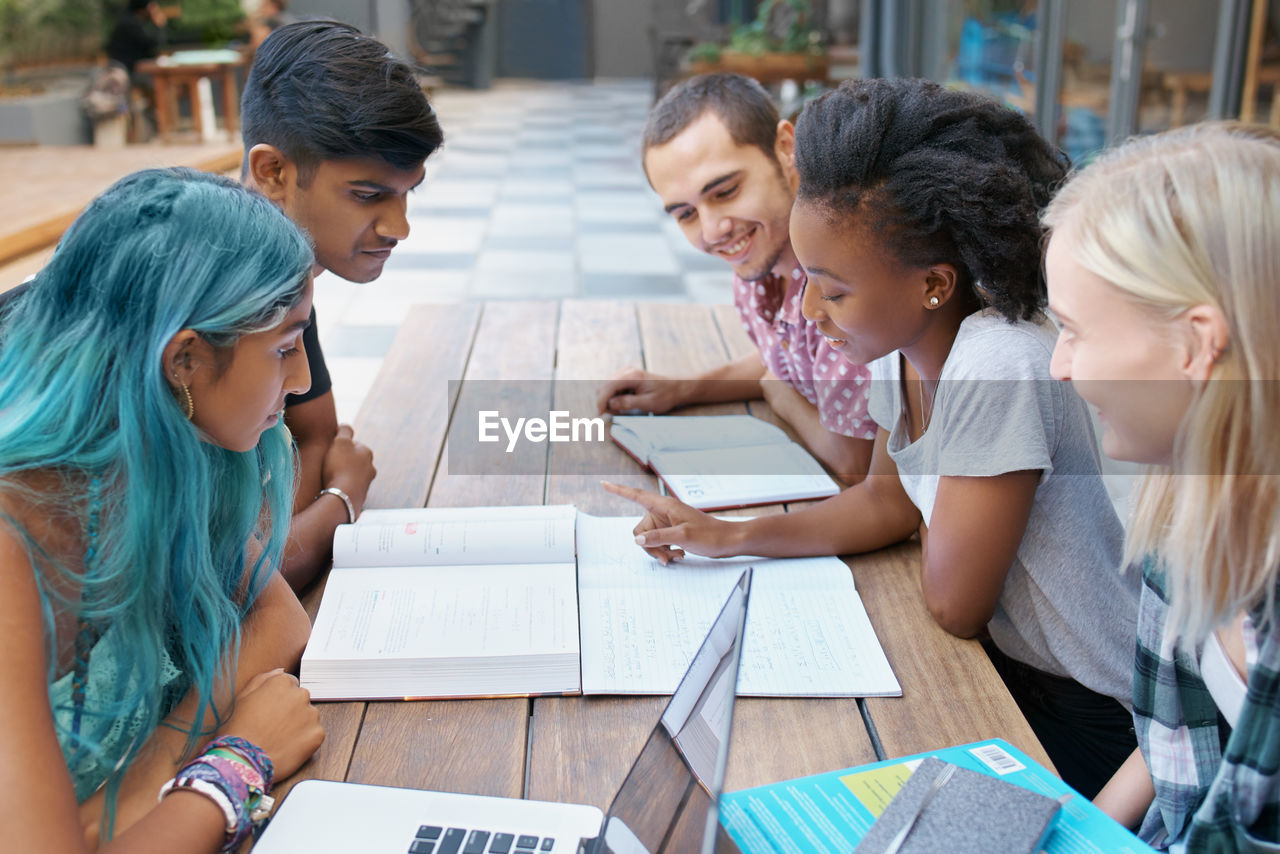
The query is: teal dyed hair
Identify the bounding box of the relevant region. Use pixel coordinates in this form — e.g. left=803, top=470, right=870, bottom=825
left=0, top=167, right=312, bottom=829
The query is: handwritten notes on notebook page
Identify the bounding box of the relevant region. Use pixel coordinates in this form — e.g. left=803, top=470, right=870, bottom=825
left=576, top=514, right=901, bottom=698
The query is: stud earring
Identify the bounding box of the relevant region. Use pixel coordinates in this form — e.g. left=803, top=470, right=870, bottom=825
left=928, top=296, right=940, bottom=307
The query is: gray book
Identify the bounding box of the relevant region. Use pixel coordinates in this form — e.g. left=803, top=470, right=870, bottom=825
left=856, top=757, right=1063, bottom=854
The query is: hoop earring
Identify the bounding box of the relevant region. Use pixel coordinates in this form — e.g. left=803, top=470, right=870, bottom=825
left=179, top=380, right=194, bottom=421
left=928, top=296, right=940, bottom=308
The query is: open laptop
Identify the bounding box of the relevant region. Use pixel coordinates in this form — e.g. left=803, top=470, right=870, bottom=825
left=254, top=568, right=753, bottom=854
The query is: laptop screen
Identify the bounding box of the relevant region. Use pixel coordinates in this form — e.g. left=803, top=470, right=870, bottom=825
left=594, top=569, right=751, bottom=854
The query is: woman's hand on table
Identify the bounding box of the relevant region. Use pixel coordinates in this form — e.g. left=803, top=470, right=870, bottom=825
left=601, top=481, right=743, bottom=563
left=218, top=668, right=324, bottom=781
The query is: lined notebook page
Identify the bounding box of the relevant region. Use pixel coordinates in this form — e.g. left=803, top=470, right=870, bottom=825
left=576, top=514, right=900, bottom=697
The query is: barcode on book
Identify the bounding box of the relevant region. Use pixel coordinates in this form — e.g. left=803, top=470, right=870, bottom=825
left=969, top=743, right=1025, bottom=775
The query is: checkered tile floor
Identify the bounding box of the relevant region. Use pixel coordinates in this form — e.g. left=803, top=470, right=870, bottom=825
left=314, top=78, right=734, bottom=423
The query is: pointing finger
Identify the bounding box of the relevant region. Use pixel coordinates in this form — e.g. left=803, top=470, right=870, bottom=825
left=601, top=480, right=670, bottom=512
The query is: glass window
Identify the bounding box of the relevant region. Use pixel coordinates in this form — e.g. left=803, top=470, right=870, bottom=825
left=1056, top=0, right=1117, bottom=165
left=1142, top=4, right=1223, bottom=133
left=1238, top=0, right=1280, bottom=127
left=939, top=0, right=1042, bottom=114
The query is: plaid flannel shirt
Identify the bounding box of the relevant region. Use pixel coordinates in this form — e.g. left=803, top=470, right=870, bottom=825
left=1135, top=555, right=1280, bottom=851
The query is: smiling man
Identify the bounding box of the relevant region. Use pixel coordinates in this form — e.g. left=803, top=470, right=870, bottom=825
left=595, top=73, right=874, bottom=482
left=241, top=20, right=443, bottom=589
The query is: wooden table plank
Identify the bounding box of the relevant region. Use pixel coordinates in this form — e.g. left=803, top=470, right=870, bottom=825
left=269, top=702, right=364, bottom=806
left=358, top=303, right=481, bottom=511
left=280, top=303, right=482, bottom=800
left=852, top=542, right=1055, bottom=770
left=345, top=699, right=530, bottom=794
left=346, top=301, right=562, bottom=797
left=726, top=698, right=878, bottom=791
left=429, top=301, right=559, bottom=508
left=529, top=695, right=667, bottom=810
left=636, top=304, right=749, bottom=420
left=711, top=301, right=757, bottom=361
left=546, top=299, right=653, bottom=515
left=532, top=301, right=675, bottom=807
left=638, top=302, right=732, bottom=377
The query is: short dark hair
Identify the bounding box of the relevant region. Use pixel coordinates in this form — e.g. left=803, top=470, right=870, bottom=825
left=794, top=77, right=1069, bottom=322
left=241, top=20, right=444, bottom=184
left=643, top=72, right=779, bottom=162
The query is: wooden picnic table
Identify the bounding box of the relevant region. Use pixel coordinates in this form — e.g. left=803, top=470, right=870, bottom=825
left=136, top=50, right=247, bottom=144
left=278, top=299, right=1052, bottom=818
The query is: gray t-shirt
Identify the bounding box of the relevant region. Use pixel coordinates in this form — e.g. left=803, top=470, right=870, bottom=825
left=868, top=309, right=1138, bottom=706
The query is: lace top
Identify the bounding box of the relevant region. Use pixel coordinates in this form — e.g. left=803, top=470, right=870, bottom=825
left=48, top=625, right=184, bottom=801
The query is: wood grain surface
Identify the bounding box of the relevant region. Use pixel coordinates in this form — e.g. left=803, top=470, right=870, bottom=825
left=278, top=300, right=1052, bottom=821
left=852, top=543, right=1055, bottom=770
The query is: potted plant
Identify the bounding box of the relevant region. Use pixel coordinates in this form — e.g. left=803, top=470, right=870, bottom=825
left=685, top=0, right=827, bottom=83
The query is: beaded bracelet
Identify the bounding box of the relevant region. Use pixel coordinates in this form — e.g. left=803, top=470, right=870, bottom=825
left=203, top=754, right=273, bottom=822
left=159, top=769, right=250, bottom=853
left=206, top=736, right=276, bottom=822
left=205, top=749, right=265, bottom=791
left=167, top=762, right=251, bottom=848
left=207, top=735, right=275, bottom=789
left=159, top=775, right=239, bottom=832
left=158, top=736, right=276, bottom=851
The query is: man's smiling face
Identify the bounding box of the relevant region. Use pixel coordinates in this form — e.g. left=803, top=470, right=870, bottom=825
left=644, top=111, right=798, bottom=282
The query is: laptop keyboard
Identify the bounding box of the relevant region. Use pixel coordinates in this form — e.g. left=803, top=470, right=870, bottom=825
left=409, top=826, right=556, bottom=854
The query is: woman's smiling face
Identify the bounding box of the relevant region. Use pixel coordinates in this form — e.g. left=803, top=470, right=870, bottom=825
left=1045, top=227, right=1194, bottom=465
left=792, top=199, right=933, bottom=366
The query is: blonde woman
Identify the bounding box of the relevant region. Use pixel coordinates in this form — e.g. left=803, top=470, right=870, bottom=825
left=1044, top=122, right=1280, bottom=850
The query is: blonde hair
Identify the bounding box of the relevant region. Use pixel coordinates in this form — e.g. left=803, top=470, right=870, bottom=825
left=1044, top=122, right=1280, bottom=642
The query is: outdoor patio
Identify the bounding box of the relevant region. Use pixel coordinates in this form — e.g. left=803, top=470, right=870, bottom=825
left=0, top=78, right=734, bottom=423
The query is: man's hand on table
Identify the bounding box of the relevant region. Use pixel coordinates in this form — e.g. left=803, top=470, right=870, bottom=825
left=321, top=425, right=375, bottom=519
left=595, top=367, right=690, bottom=415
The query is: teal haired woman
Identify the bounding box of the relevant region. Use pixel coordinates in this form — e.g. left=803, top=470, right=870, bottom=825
left=0, top=168, right=324, bottom=852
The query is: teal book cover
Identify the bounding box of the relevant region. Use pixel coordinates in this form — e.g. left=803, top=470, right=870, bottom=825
left=720, top=738, right=1157, bottom=854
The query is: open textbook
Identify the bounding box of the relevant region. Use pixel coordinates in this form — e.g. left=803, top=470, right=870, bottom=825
left=301, top=506, right=900, bottom=702
left=302, top=505, right=581, bottom=700
left=609, top=415, right=841, bottom=511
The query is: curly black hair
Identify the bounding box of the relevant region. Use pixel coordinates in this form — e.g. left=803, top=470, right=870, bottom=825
left=794, top=78, right=1068, bottom=321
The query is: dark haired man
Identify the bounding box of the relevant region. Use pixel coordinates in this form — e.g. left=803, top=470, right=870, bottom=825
left=596, top=73, right=873, bottom=481
left=241, top=20, right=444, bottom=589
left=106, top=0, right=165, bottom=77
